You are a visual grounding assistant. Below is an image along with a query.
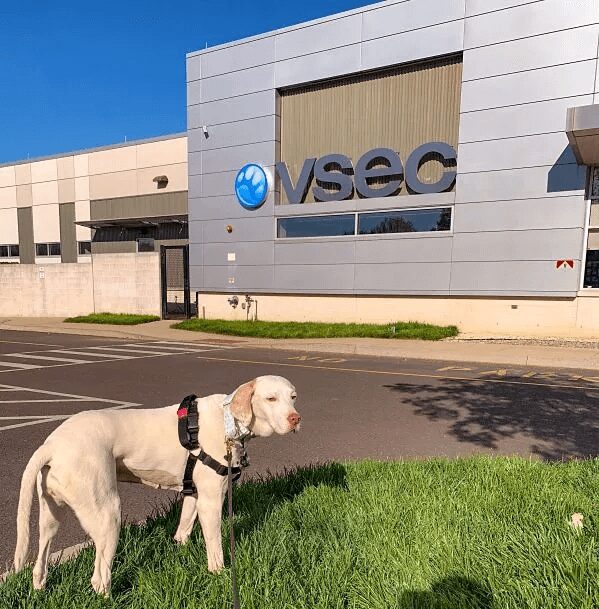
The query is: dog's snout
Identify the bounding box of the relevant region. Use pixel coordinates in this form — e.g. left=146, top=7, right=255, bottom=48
left=287, top=412, right=301, bottom=428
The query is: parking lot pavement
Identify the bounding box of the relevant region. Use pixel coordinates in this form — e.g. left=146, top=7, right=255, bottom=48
left=0, top=329, right=597, bottom=569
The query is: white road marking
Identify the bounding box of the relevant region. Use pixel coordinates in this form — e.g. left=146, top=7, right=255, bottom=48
left=120, top=343, right=218, bottom=352
left=8, top=353, right=89, bottom=364
left=48, top=349, right=133, bottom=359
left=0, top=383, right=141, bottom=432
left=153, top=340, right=237, bottom=349
left=0, top=360, right=40, bottom=369
left=85, top=346, right=174, bottom=356
left=0, top=398, right=93, bottom=403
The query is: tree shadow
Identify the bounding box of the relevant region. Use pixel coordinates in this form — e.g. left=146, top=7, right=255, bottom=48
left=397, top=575, right=494, bottom=609
left=384, top=378, right=599, bottom=460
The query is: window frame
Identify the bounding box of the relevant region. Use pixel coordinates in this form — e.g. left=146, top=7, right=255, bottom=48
left=275, top=206, right=453, bottom=241
left=35, top=242, right=61, bottom=257
left=136, top=237, right=156, bottom=253
left=78, top=241, right=92, bottom=256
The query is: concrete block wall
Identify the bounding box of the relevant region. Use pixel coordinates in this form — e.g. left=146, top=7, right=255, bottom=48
left=0, top=263, right=93, bottom=316
left=0, top=253, right=161, bottom=317
left=91, top=253, right=161, bottom=316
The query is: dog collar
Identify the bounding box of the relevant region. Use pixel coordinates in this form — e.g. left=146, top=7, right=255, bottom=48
left=222, top=393, right=252, bottom=442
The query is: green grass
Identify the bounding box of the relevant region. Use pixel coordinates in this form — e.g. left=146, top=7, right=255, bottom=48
left=172, top=318, right=458, bottom=340
left=64, top=313, right=160, bottom=325
left=2, top=457, right=597, bottom=609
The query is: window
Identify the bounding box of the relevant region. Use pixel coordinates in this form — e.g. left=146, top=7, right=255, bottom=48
left=277, top=214, right=355, bottom=238
left=36, top=242, right=61, bottom=257
left=136, top=237, right=155, bottom=252
left=584, top=250, right=599, bottom=288
left=358, top=208, right=452, bottom=235
left=78, top=241, right=92, bottom=255
left=0, top=244, right=19, bottom=258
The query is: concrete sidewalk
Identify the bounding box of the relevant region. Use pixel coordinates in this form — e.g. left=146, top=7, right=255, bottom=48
left=0, top=317, right=598, bottom=371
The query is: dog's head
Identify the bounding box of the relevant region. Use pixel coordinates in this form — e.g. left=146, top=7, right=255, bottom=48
left=229, top=375, right=301, bottom=437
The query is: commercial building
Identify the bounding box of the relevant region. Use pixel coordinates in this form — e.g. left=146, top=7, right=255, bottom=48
left=0, top=134, right=189, bottom=317
left=186, top=0, right=599, bottom=336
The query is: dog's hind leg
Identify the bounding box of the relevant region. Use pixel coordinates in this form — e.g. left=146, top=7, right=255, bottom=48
left=32, top=469, right=66, bottom=590
left=67, top=457, right=121, bottom=596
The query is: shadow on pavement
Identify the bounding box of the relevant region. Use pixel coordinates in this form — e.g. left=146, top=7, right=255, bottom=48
left=384, top=379, right=599, bottom=460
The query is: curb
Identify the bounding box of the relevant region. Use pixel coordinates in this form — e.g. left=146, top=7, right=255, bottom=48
left=2, top=321, right=599, bottom=371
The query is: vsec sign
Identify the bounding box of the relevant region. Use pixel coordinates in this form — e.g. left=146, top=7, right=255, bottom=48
left=275, top=141, right=457, bottom=204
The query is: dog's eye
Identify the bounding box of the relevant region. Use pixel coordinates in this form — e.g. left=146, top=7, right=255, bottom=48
left=291, top=394, right=297, bottom=400
left=267, top=396, right=277, bottom=402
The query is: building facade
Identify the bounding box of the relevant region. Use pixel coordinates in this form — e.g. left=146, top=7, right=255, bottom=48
left=0, top=133, right=188, bottom=264
left=186, top=0, right=599, bottom=336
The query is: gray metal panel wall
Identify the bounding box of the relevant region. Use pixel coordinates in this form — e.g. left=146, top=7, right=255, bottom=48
left=90, top=191, right=188, bottom=220
left=59, top=202, right=77, bottom=263
left=17, top=207, right=35, bottom=264
left=187, top=0, right=598, bottom=297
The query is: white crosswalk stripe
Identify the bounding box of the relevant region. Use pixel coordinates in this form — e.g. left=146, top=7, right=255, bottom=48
left=0, top=360, right=41, bottom=370
left=49, top=350, right=133, bottom=359
left=0, top=340, right=237, bottom=373
left=8, top=353, right=90, bottom=364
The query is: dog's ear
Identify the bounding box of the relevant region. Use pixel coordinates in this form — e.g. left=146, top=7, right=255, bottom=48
left=230, top=379, right=256, bottom=427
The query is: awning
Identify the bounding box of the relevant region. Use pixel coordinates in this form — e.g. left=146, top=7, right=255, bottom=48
left=566, top=104, right=599, bottom=165
left=76, top=214, right=187, bottom=229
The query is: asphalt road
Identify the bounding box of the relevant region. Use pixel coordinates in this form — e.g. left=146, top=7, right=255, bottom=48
left=0, top=329, right=598, bottom=570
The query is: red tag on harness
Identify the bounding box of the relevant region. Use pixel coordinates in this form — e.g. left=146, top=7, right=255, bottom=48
left=177, top=407, right=188, bottom=418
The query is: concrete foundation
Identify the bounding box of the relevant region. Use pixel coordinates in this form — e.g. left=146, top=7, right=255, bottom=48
left=196, top=292, right=599, bottom=338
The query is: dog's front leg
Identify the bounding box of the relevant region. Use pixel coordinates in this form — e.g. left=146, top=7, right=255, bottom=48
left=174, top=495, right=197, bottom=545
left=196, top=476, right=227, bottom=573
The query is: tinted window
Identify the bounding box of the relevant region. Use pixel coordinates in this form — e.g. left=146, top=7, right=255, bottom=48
left=9, top=244, right=19, bottom=257
left=277, top=215, right=355, bottom=238
left=78, top=241, right=92, bottom=255
left=49, top=243, right=61, bottom=256
left=137, top=237, right=155, bottom=252
left=36, top=243, right=48, bottom=256
left=0, top=245, right=8, bottom=257
left=358, top=208, right=452, bottom=234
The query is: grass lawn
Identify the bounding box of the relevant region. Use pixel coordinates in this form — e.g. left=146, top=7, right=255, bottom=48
left=2, top=457, right=597, bottom=609
left=64, top=313, right=160, bottom=325
left=172, top=318, right=459, bottom=340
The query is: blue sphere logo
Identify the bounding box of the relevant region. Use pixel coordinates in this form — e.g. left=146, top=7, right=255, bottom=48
left=235, top=164, right=268, bottom=209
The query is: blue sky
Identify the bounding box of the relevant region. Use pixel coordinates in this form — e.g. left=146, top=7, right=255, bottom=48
left=0, top=1, right=372, bottom=164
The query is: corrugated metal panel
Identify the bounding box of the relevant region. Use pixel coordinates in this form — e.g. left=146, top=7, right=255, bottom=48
left=59, top=202, right=77, bottom=263
left=90, top=191, right=188, bottom=220
left=91, top=223, right=189, bottom=255
left=279, top=55, right=462, bottom=203
left=17, top=207, right=35, bottom=264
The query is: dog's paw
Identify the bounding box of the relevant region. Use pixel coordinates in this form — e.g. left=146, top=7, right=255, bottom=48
left=173, top=533, right=190, bottom=545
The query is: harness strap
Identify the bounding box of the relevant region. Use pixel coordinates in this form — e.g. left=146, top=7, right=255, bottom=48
left=177, top=394, right=199, bottom=450
left=181, top=450, right=242, bottom=496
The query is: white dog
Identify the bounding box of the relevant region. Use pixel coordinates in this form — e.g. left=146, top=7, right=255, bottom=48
left=13, top=375, right=301, bottom=595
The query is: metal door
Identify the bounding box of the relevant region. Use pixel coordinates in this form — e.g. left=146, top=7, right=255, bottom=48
left=160, top=245, right=191, bottom=319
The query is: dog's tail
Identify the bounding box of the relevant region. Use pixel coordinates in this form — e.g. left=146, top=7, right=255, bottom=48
left=14, top=444, right=51, bottom=571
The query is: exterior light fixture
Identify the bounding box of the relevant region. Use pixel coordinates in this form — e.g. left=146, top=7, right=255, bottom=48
left=153, top=175, right=168, bottom=189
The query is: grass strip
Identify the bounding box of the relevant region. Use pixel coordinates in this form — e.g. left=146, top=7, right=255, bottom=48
left=2, top=457, right=597, bottom=608
left=64, top=313, right=160, bottom=325
left=172, top=319, right=458, bottom=340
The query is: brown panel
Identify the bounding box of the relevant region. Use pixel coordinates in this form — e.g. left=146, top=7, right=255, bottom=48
left=59, top=202, right=78, bottom=263
left=17, top=207, right=35, bottom=264
left=279, top=55, right=462, bottom=203
left=90, top=191, right=188, bottom=220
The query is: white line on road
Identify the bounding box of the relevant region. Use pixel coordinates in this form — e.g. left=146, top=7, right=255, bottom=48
left=7, top=353, right=90, bottom=364
left=85, top=346, right=173, bottom=355
left=0, top=360, right=40, bottom=369
left=48, top=349, right=133, bottom=359
left=0, top=398, right=94, bottom=403
left=120, top=343, right=219, bottom=352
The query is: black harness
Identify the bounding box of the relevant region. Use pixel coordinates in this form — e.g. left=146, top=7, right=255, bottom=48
left=177, top=394, right=242, bottom=496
